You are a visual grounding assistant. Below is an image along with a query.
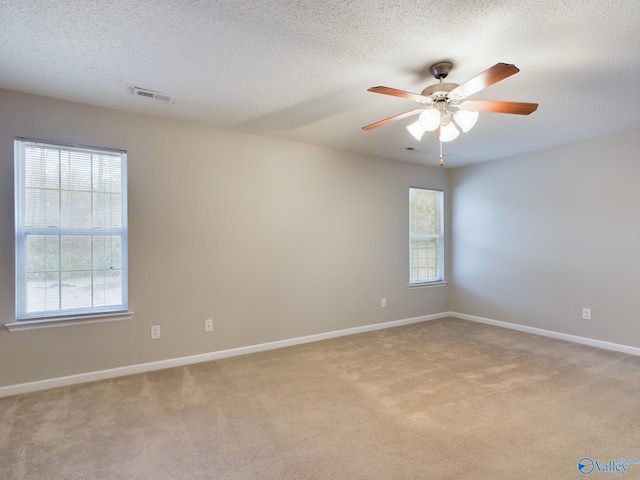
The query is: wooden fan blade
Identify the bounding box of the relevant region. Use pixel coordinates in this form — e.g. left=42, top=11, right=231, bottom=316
left=362, top=109, right=424, bottom=130
left=367, top=86, right=429, bottom=103
left=461, top=100, right=538, bottom=115
left=450, top=63, right=520, bottom=99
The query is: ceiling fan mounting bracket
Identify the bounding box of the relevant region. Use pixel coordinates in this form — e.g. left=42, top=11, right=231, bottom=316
left=429, top=61, right=453, bottom=80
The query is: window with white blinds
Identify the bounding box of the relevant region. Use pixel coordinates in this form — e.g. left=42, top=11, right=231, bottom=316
left=409, top=187, right=444, bottom=285
left=14, top=139, right=128, bottom=321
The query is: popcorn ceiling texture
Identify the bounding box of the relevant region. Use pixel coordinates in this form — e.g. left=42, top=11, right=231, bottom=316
left=0, top=0, right=638, bottom=167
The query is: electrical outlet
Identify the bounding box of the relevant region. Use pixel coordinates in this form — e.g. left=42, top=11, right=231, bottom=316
left=151, top=325, right=161, bottom=339
left=381, top=298, right=387, bottom=308
left=582, top=308, right=591, bottom=320
left=205, top=319, right=213, bottom=332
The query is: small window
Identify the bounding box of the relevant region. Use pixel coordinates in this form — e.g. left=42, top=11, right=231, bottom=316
left=14, top=139, right=128, bottom=321
left=409, top=187, right=444, bottom=284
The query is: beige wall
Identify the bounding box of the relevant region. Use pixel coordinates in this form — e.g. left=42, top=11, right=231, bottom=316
left=0, top=89, right=450, bottom=388
left=5, top=87, right=637, bottom=390
left=451, top=129, right=640, bottom=346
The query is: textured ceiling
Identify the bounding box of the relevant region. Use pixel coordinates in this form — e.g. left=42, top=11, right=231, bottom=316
left=1, top=0, right=639, bottom=168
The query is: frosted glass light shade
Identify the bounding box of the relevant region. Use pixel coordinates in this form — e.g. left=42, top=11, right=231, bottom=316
left=454, top=109, right=479, bottom=132
left=418, top=108, right=441, bottom=131
left=439, top=122, right=460, bottom=142
left=406, top=120, right=427, bottom=141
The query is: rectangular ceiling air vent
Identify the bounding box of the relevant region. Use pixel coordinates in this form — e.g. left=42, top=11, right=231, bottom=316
left=132, top=87, right=175, bottom=103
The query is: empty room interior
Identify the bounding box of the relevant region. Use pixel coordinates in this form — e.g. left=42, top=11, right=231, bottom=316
left=1, top=1, right=640, bottom=478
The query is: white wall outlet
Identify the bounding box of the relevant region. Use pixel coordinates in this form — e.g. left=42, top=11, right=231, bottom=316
left=582, top=308, right=591, bottom=320
left=151, top=325, right=161, bottom=339
left=381, top=298, right=387, bottom=308
left=205, top=319, right=213, bottom=332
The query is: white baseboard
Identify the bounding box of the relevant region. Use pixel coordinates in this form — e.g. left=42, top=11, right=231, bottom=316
left=0, top=312, right=450, bottom=398
left=451, top=312, right=640, bottom=357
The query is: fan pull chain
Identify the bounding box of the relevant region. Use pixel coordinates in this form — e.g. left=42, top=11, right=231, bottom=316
left=439, top=141, right=444, bottom=167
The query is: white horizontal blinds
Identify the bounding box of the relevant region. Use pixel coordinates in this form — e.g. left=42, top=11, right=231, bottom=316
left=15, top=139, right=128, bottom=320
left=409, top=188, right=443, bottom=284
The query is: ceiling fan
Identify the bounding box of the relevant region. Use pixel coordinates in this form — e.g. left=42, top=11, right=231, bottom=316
left=362, top=61, right=538, bottom=165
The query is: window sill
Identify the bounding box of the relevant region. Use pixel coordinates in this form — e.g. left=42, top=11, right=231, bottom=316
left=4, top=311, right=135, bottom=332
left=408, top=281, right=449, bottom=289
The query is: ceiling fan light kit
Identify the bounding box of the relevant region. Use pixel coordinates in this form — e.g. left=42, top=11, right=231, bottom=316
left=419, top=108, right=441, bottom=131
left=363, top=61, right=538, bottom=166
left=439, top=120, right=460, bottom=142
left=454, top=109, right=479, bottom=132
left=406, top=120, right=427, bottom=141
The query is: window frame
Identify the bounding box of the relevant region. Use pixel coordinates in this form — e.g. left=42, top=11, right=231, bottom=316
left=409, top=187, right=444, bottom=286
left=14, top=138, right=129, bottom=323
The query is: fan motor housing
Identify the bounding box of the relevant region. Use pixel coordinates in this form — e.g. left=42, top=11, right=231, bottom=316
left=420, top=82, right=459, bottom=100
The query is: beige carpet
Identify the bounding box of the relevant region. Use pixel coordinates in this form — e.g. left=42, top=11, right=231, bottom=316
left=2, top=318, right=640, bottom=479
